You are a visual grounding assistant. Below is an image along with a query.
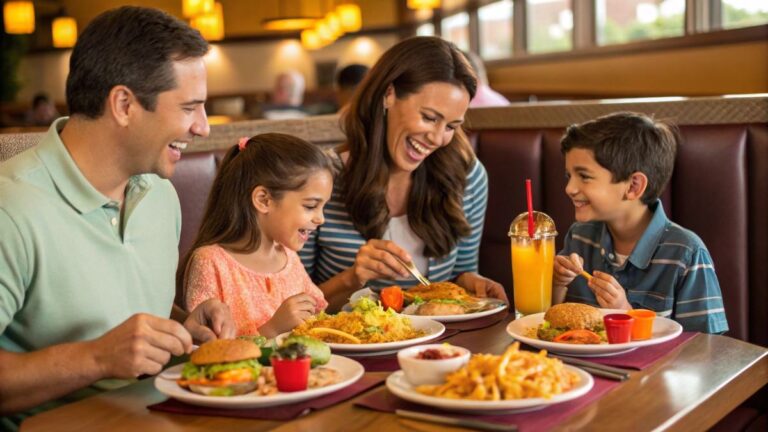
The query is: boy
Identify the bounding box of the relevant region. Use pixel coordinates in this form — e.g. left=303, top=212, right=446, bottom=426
left=553, top=112, right=728, bottom=334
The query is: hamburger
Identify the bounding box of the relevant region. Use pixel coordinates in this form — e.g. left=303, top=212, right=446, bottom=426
left=177, top=339, right=262, bottom=396
left=537, top=303, right=606, bottom=344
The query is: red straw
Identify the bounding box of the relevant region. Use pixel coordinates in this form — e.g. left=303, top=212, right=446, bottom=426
left=526, top=179, right=535, bottom=238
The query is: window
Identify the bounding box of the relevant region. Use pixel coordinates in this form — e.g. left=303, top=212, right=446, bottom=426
left=527, top=0, right=572, bottom=53
left=441, top=12, right=470, bottom=51
left=416, top=22, right=435, bottom=36
left=721, top=0, right=768, bottom=29
left=479, top=0, right=513, bottom=60
left=596, top=0, right=685, bottom=46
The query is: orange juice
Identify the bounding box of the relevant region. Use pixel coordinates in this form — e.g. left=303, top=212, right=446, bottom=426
left=511, top=237, right=555, bottom=316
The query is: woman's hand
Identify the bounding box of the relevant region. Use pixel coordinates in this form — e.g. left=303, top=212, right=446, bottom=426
left=349, top=239, right=411, bottom=288
left=455, top=272, right=508, bottom=303
left=589, top=271, right=631, bottom=310
left=259, top=294, right=317, bottom=338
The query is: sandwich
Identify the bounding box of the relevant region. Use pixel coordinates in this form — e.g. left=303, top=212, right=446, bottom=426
left=177, top=339, right=262, bottom=396
left=537, top=303, right=606, bottom=344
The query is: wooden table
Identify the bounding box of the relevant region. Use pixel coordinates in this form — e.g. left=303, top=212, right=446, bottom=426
left=21, top=316, right=768, bottom=432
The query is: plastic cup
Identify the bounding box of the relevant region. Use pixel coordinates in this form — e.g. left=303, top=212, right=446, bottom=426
left=627, top=309, right=656, bottom=340
left=508, top=211, right=557, bottom=318
left=603, top=314, right=635, bottom=344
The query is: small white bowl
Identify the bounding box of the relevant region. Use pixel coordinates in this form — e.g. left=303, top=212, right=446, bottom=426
left=397, top=344, right=471, bottom=386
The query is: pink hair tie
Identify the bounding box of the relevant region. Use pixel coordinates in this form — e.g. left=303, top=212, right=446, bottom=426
left=238, top=137, right=250, bottom=151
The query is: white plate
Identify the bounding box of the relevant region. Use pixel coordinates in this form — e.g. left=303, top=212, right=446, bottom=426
left=386, top=366, right=593, bottom=414
left=154, top=355, right=364, bottom=409
left=506, top=308, right=683, bottom=357
left=282, top=316, right=445, bottom=354
left=347, top=287, right=508, bottom=323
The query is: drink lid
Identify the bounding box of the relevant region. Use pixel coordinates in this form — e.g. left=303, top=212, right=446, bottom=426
left=508, top=211, right=558, bottom=239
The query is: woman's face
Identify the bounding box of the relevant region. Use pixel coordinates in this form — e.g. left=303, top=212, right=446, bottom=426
left=384, top=82, right=470, bottom=175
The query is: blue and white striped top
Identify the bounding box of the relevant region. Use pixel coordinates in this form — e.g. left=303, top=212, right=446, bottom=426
left=561, top=200, right=729, bottom=334
left=299, top=158, right=488, bottom=291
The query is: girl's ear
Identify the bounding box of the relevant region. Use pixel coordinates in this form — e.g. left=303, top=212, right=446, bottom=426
left=251, top=186, right=272, bottom=214
left=625, top=171, right=649, bottom=201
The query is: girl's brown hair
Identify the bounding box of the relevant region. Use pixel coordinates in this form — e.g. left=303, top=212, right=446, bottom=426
left=177, top=133, right=332, bottom=292
left=340, top=36, right=478, bottom=258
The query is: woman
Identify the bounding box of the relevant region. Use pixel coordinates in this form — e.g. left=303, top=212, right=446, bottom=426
left=300, top=36, right=507, bottom=308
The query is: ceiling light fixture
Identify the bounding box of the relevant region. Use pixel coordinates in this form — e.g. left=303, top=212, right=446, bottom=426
left=3, top=1, right=35, bottom=34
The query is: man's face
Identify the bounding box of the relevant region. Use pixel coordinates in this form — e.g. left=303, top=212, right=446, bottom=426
left=129, top=58, right=209, bottom=179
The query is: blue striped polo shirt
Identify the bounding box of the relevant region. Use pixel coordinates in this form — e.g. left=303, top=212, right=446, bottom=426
left=300, top=158, right=488, bottom=290
left=561, top=200, right=728, bottom=334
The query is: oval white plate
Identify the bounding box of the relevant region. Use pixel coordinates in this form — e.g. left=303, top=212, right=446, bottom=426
left=386, top=365, right=593, bottom=414
left=506, top=308, right=683, bottom=357
left=154, top=355, right=364, bottom=409
left=347, top=287, right=508, bottom=323
left=283, top=316, right=445, bottom=354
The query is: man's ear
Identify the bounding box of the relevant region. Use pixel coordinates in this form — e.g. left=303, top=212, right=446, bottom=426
left=107, top=85, right=136, bottom=127
left=251, top=186, right=272, bottom=214
left=625, top=172, right=649, bottom=201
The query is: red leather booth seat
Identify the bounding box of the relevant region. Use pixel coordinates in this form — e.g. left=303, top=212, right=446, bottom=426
left=476, top=123, right=768, bottom=347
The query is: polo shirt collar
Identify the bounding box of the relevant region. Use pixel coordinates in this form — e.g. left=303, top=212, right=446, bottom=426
left=598, top=200, right=668, bottom=270
left=36, top=117, right=152, bottom=215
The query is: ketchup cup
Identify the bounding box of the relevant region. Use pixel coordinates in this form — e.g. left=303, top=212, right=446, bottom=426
left=627, top=309, right=656, bottom=340
left=603, top=314, right=635, bottom=344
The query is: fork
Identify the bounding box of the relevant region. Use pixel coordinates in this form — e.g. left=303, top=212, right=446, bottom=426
left=392, top=254, right=431, bottom=286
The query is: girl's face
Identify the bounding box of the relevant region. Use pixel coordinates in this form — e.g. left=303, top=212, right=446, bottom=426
left=383, top=82, right=470, bottom=175
left=259, top=170, right=333, bottom=251
left=564, top=148, right=631, bottom=223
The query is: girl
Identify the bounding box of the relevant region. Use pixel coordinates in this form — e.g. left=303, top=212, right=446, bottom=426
left=180, top=133, right=331, bottom=337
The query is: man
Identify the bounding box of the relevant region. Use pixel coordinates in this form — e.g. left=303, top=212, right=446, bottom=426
left=335, top=63, right=369, bottom=112
left=0, top=7, right=234, bottom=428
left=260, top=70, right=308, bottom=120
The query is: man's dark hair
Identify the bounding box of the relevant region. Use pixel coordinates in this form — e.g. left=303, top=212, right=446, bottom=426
left=32, top=93, right=50, bottom=108
left=66, top=6, right=208, bottom=118
left=336, top=64, right=369, bottom=90
left=560, top=112, right=679, bottom=205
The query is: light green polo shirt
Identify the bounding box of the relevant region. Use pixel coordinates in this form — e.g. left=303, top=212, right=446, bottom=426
left=0, top=118, right=181, bottom=428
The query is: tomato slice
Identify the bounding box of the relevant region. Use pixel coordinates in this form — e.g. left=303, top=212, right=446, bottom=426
left=380, top=286, right=404, bottom=312
left=553, top=329, right=602, bottom=344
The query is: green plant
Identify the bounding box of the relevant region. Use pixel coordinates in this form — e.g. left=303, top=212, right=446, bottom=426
left=0, top=31, right=28, bottom=102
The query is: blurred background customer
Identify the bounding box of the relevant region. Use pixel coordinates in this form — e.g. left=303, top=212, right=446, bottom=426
left=25, top=93, right=60, bottom=127
left=260, top=71, right=308, bottom=120
left=463, top=51, right=510, bottom=108
left=335, top=64, right=369, bottom=112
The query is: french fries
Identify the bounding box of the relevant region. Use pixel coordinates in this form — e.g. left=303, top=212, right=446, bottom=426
left=416, top=342, right=578, bottom=400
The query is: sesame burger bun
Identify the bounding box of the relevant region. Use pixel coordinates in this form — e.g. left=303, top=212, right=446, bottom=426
left=544, top=303, right=602, bottom=330
left=190, top=339, right=261, bottom=365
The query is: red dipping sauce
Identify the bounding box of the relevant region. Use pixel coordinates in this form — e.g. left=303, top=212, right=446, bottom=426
left=603, top=313, right=635, bottom=344
left=416, top=348, right=462, bottom=360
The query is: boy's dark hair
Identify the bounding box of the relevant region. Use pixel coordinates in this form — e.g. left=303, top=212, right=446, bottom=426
left=560, top=112, right=679, bottom=205
left=336, top=64, right=369, bottom=90
left=177, top=133, right=333, bottom=292
left=66, top=6, right=208, bottom=118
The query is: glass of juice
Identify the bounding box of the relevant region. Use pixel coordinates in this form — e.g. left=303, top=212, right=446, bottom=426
left=508, top=211, right=557, bottom=318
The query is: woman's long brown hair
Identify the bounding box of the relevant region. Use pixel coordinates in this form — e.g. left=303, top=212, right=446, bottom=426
left=176, top=133, right=332, bottom=296
left=340, top=36, right=478, bottom=258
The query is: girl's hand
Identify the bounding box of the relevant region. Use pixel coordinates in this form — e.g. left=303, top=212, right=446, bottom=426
left=349, top=239, right=410, bottom=288
left=554, top=253, right=584, bottom=288
left=259, top=294, right=317, bottom=338
left=456, top=272, right=509, bottom=303
left=588, top=271, right=631, bottom=310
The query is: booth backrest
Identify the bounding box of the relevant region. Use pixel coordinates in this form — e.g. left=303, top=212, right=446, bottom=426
left=1, top=98, right=766, bottom=346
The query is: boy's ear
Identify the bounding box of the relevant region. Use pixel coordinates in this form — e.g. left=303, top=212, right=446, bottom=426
left=625, top=172, right=649, bottom=201
left=251, top=186, right=272, bottom=213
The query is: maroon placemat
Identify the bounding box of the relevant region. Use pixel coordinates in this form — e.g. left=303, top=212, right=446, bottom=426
left=355, top=376, right=619, bottom=430
left=148, top=374, right=384, bottom=420
left=350, top=329, right=462, bottom=372
left=445, top=308, right=510, bottom=332
left=557, top=331, right=698, bottom=370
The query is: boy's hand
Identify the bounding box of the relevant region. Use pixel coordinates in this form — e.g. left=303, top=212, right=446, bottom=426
left=554, top=253, right=584, bottom=287
left=260, top=294, right=317, bottom=338
left=588, top=271, right=632, bottom=310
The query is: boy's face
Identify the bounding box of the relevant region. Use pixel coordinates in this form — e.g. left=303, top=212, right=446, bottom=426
left=564, top=148, right=631, bottom=223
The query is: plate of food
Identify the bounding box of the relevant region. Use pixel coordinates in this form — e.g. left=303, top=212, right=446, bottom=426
left=386, top=342, right=593, bottom=414
left=348, top=282, right=508, bottom=323
left=155, top=338, right=364, bottom=409
left=288, top=297, right=445, bottom=354
left=506, top=303, right=683, bottom=357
